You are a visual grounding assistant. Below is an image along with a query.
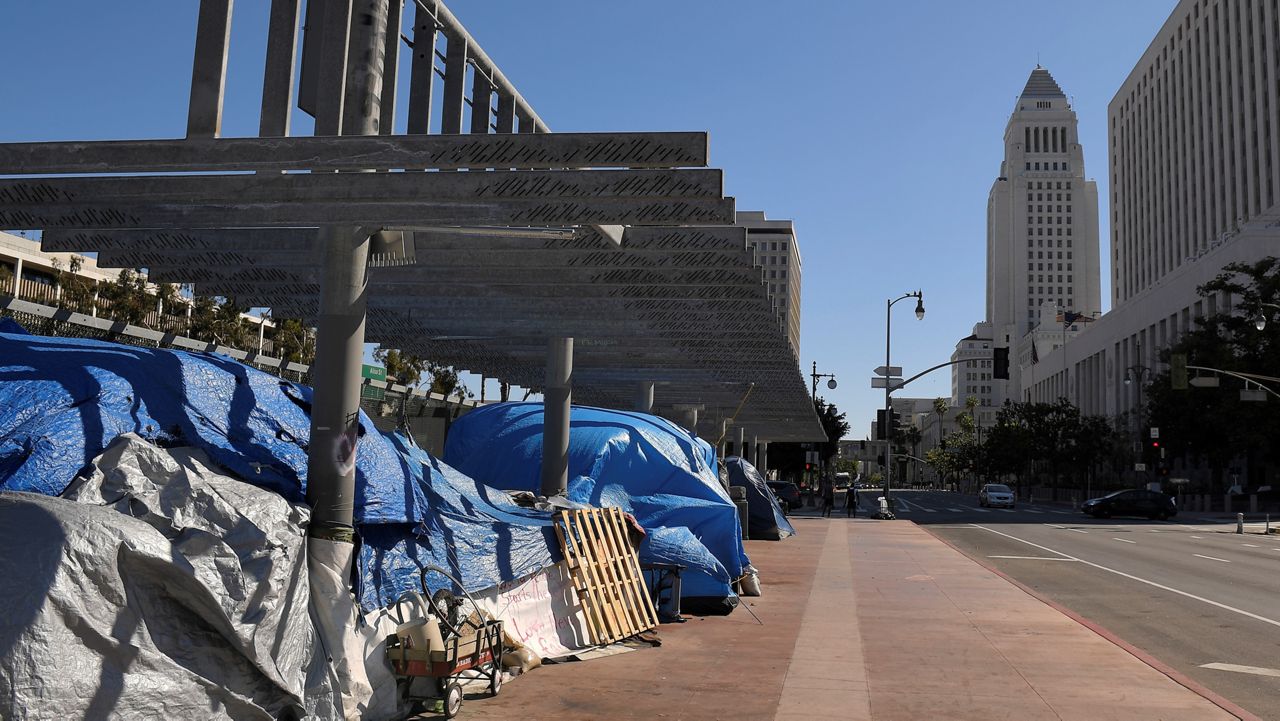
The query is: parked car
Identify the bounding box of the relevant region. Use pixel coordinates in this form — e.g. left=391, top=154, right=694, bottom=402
left=978, top=483, right=1015, bottom=508
left=766, top=481, right=802, bottom=512
left=1082, top=489, right=1177, bottom=520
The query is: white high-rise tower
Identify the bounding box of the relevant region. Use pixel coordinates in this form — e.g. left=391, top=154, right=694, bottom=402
left=986, top=67, right=1101, bottom=398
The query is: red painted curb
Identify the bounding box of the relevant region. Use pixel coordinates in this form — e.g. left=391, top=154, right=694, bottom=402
left=919, top=525, right=1263, bottom=721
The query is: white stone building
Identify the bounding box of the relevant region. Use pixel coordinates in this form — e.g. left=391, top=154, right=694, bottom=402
left=985, top=66, right=1103, bottom=399
left=737, top=211, right=802, bottom=358
left=1022, top=0, right=1280, bottom=433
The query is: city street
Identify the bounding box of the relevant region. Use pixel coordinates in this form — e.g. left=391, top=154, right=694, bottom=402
left=854, top=489, right=1280, bottom=719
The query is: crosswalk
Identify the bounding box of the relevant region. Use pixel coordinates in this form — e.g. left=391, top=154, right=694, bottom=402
left=874, top=499, right=1077, bottom=516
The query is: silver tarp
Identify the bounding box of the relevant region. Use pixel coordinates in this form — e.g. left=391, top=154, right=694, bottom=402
left=0, top=435, right=343, bottom=720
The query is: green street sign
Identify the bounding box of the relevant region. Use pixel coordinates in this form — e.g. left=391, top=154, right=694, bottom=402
left=362, top=364, right=387, bottom=382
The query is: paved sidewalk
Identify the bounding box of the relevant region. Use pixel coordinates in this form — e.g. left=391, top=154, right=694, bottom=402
left=458, top=516, right=1242, bottom=720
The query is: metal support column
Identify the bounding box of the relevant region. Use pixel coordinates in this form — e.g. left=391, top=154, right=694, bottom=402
left=636, top=381, right=654, bottom=413
left=751, top=435, right=759, bottom=468
left=405, top=3, right=437, bottom=134
left=540, top=337, right=573, bottom=497
left=306, top=0, right=387, bottom=537
left=760, top=441, right=769, bottom=475
left=737, top=426, right=745, bottom=460
left=260, top=0, right=301, bottom=137
left=187, top=0, right=234, bottom=138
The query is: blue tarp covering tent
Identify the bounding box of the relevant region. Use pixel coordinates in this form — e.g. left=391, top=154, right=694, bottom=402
left=0, top=318, right=28, bottom=335
left=443, top=402, right=748, bottom=610
left=0, top=331, right=557, bottom=608
left=725, top=456, right=795, bottom=541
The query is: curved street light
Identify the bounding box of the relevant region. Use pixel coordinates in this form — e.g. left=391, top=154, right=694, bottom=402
left=1253, top=301, right=1280, bottom=331
left=883, top=290, right=925, bottom=513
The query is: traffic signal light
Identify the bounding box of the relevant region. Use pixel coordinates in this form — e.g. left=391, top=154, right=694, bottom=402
left=805, top=463, right=812, bottom=471
left=993, top=347, right=1010, bottom=380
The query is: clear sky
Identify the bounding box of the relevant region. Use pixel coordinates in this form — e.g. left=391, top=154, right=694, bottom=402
left=0, top=1, right=1176, bottom=437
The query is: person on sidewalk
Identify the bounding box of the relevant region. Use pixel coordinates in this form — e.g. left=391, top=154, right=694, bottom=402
left=845, top=485, right=858, bottom=517
left=821, top=480, right=835, bottom=517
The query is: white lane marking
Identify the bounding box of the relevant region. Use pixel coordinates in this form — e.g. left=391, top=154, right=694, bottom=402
left=1191, top=535, right=1204, bottom=539
left=971, top=507, right=991, bottom=513
left=1113, top=538, right=1137, bottom=544
left=970, top=524, right=1280, bottom=630
left=1066, top=528, right=1089, bottom=534
left=994, top=508, right=1014, bottom=513
left=920, top=507, right=938, bottom=513
left=1050, top=511, right=1071, bottom=515
left=1193, top=554, right=1231, bottom=563
left=947, top=508, right=964, bottom=513
left=1200, top=663, right=1280, bottom=678
left=1046, top=524, right=1066, bottom=529
left=1241, top=544, right=1260, bottom=548
left=988, top=555, right=1077, bottom=561
left=1025, top=509, right=1044, bottom=514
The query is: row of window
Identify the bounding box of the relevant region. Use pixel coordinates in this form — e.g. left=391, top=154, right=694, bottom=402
left=754, top=241, right=788, bottom=252
left=1025, top=125, right=1069, bottom=154
left=1027, top=192, right=1073, bottom=201
left=1029, top=275, right=1074, bottom=283
left=1027, top=205, right=1073, bottom=213
left=1028, top=297, right=1074, bottom=307
left=1029, top=215, right=1073, bottom=225
left=1025, top=161, right=1071, bottom=171
left=1029, top=181, right=1073, bottom=190
left=1028, top=262, right=1074, bottom=271
left=767, top=269, right=787, bottom=280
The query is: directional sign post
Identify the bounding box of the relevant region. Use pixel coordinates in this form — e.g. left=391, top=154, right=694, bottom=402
left=874, top=365, right=902, bottom=377
left=871, top=377, right=904, bottom=390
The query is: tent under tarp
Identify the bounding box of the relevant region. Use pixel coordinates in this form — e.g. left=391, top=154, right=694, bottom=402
left=0, top=331, right=559, bottom=606
left=725, top=456, right=795, bottom=540
left=0, top=435, right=362, bottom=721
left=443, top=402, right=748, bottom=611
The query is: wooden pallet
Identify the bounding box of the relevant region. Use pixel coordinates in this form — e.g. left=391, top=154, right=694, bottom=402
left=554, top=507, right=659, bottom=645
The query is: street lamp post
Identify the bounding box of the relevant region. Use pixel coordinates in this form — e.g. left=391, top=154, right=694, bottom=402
left=1124, top=339, right=1152, bottom=482
left=810, top=361, right=838, bottom=399
left=884, top=290, right=925, bottom=512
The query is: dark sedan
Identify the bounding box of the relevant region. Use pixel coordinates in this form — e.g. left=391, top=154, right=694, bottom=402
left=1082, top=489, right=1176, bottom=520
left=766, top=481, right=802, bottom=513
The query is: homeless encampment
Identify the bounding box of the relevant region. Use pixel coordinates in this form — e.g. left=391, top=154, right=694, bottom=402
left=725, top=455, right=795, bottom=540
left=443, top=402, right=748, bottom=612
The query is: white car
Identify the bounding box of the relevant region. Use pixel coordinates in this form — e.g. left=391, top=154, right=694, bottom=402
left=979, top=483, right=1015, bottom=508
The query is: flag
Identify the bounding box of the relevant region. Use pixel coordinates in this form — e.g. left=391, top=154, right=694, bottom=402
left=1031, top=342, right=1039, bottom=365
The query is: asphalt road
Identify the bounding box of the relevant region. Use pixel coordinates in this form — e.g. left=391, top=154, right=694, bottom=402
left=853, top=488, right=1280, bottom=720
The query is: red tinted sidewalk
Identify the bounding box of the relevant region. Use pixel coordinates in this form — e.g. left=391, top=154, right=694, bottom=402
left=456, top=516, right=1245, bottom=720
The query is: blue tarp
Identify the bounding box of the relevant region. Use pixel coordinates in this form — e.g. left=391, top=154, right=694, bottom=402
left=443, top=402, right=748, bottom=605
left=726, top=456, right=795, bottom=541
left=0, top=332, right=557, bottom=608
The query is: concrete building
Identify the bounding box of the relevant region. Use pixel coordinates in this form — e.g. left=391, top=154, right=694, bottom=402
left=986, top=66, right=1103, bottom=397
left=738, top=211, right=802, bottom=357
left=950, top=321, right=1002, bottom=419
left=1023, top=0, right=1280, bottom=464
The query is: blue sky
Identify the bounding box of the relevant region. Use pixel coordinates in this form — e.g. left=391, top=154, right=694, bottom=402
left=0, top=1, right=1175, bottom=437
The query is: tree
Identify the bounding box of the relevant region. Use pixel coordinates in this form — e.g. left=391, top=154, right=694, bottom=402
left=814, top=398, right=850, bottom=464
left=51, top=255, right=96, bottom=315
left=95, top=268, right=153, bottom=326
left=1146, top=256, right=1280, bottom=491
left=271, top=317, right=316, bottom=367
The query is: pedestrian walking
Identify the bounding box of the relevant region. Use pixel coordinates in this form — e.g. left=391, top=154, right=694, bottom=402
left=821, top=480, right=835, bottom=517
left=845, top=484, right=858, bottom=517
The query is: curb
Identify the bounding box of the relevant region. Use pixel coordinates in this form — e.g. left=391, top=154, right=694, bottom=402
left=920, top=525, right=1263, bottom=721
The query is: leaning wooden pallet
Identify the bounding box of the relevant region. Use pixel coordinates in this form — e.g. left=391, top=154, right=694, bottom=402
left=554, top=507, right=659, bottom=645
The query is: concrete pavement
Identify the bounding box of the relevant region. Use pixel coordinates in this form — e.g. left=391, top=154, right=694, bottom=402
left=456, top=511, right=1245, bottom=720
